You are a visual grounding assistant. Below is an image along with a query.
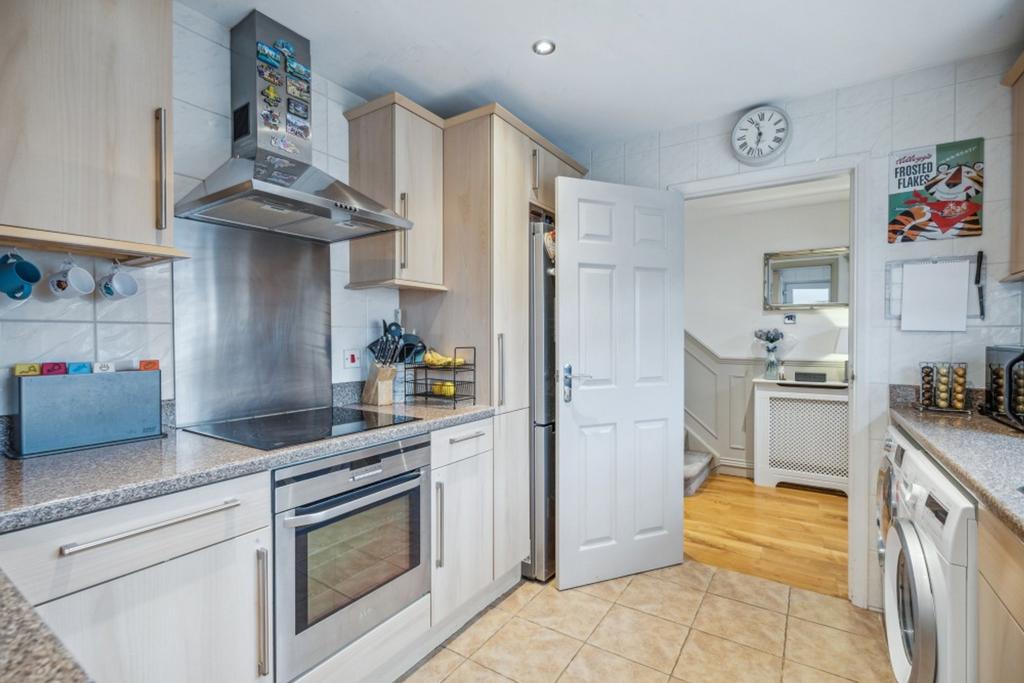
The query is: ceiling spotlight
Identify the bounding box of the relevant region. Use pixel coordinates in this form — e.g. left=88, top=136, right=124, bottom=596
left=532, top=39, right=556, bottom=56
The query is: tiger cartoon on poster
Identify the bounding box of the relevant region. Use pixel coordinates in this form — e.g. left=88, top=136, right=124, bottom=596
left=887, top=138, right=984, bottom=243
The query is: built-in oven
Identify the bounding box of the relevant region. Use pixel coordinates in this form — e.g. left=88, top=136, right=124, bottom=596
left=273, top=434, right=431, bottom=681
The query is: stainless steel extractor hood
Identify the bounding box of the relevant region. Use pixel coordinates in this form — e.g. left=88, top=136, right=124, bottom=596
left=174, top=11, right=411, bottom=241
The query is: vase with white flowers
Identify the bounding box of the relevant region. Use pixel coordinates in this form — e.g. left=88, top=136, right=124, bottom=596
left=754, top=328, right=784, bottom=380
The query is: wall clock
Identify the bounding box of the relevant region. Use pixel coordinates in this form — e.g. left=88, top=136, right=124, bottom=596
left=730, top=105, right=791, bottom=165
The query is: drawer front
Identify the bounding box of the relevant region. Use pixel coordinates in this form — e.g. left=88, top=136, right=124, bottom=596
left=0, top=472, right=270, bottom=605
left=430, top=418, right=494, bottom=469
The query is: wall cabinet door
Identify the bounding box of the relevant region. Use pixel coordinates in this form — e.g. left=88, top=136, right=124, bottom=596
left=493, top=408, right=531, bottom=577
left=394, top=106, right=444, bottom=285
left=37, top=528, right=272, bottom=683
left=491, top=118, right=531, bottom=413
left=535, top=146, right=582, bottom=211
left=0, top=0, right=173, bottom=246
left=431, top=451, right=494, bottom=625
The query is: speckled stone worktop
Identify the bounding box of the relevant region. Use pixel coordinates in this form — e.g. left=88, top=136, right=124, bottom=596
left=890, top=406, right=1024, bottom=538
left=0, top=402, right=491, bottom=682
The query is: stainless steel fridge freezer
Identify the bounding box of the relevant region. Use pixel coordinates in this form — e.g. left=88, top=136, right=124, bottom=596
left=523, top=221, right=557, bottom=581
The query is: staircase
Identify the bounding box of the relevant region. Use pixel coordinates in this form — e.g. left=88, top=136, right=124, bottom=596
left=683, top=431, right=713, bottom=496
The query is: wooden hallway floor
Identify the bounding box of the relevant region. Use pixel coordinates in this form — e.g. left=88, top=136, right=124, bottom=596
left=683, top=474, right=849, bottom=598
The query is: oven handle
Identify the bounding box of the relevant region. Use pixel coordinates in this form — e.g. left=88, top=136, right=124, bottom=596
left=282, top=476, right=421, bottom=529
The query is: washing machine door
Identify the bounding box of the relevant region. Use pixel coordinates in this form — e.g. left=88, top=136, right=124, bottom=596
left=884, top=518, right=937, bottom=683
left=876, top=456, right=896, bottom=566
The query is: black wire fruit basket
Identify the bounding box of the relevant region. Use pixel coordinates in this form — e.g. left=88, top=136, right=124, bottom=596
left=404, top=346, right=477, bottom=407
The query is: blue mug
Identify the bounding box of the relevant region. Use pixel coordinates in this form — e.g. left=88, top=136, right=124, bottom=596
left=0, top=253, right=42, bottom=300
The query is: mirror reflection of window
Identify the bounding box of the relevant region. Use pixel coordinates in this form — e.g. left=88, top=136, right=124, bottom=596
left=764, top=248, right=849, bottom=310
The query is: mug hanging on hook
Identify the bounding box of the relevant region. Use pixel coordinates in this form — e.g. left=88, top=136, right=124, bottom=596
left=97, top=260, right=138, bottom=300
left=48, top=254, right=95, bottom=299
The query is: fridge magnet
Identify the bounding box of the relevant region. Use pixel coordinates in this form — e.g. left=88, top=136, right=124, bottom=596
left=273, top=39, right=295, bottom=57
left=270, top=134, right=299, bottom=155
left=286, top=113, right=310, bottom=139
left=256, top=41, right=282, bottom=68
left=41, top=362, right=68, bottom=375
left=888, top=137, right=984, bottom=243
left=13, top=363, right=41, bottom=376
left=260, top=109, right=282, bottom=130
left=139, top=359, right=160, bottom=371
left=287, top=98, right=309, bottom=119
left=261, top=84, right=281, bottom=108
left=286, top=57, right=311, bottom=81
left=286, top=78, right=311, bottom=103
left=92, top=362, right=115, bottom=373
left=257, top=62, right=284, bottom=86
left=67, top=362, right=92, bottom=375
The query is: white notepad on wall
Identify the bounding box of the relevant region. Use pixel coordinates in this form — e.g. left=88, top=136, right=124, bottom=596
left=900, top=260, right=969, bottom=332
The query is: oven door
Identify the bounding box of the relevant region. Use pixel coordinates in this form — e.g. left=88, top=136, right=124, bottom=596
left=884, top=518, right=937, bottom=683
left=275, top=467, right=430, bottom=681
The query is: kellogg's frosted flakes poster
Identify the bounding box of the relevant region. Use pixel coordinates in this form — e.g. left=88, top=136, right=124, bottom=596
left=888, top=138, right=984, bottom=243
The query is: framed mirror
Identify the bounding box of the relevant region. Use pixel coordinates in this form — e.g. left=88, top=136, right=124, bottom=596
left=764, top=247, right=849, bottom=310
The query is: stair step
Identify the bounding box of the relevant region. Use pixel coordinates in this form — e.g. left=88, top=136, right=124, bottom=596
left=684, top=450, right=713, bottom=497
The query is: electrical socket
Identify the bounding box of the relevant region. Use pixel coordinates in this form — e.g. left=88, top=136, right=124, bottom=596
left=343, top=349, right=361, bottom=369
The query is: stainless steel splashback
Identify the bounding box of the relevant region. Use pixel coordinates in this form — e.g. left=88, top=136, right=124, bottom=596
left=173, top=218, right=331, bottom=427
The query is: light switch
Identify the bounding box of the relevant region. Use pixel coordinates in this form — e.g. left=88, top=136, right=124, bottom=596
left=343, top=349, right=361, bottom=369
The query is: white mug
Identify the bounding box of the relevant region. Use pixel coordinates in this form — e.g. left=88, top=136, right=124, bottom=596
left=48, top=263, right=95, bottom=298
left=97, top=269, right=138, bottom=300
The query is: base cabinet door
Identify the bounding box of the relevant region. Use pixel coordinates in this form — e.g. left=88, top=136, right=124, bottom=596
left=979, top=574, right=1024, bottom=682
left=36, top=528, right=272, bottom=683
left=431, top=451, right=494, bottom=625
left=493, top=408, right=531, bottom=576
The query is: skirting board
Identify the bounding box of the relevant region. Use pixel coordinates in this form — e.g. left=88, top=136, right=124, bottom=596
left=298, top=566, right=522, bottom=683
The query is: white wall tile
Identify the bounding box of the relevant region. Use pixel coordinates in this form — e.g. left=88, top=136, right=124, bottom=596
left=312, top=93, right=328, bottom=153
left=697, top=113, right=737, bottom=140
left=330, top=270, right=366, bottom=327
left=172, top=23, right=231, bottom=116
left=966, top=266, right=1022, bottom=327
left=785, top=110, right=836, bottom=164
left=172, top=99, right=230, bottom=179
left=837, top=100, right=892, bottom=157
left=660, top=124, right=698, bottom=148
left=892, top=86, right=955, bottom=150
left=0, top=251, right=95, bottom=322
left=311, top=71, right=328, bottom=96
left=332, top=326, right=367, bottom=383
left=955, top=76, right=1013, bottom=140
left=591, top=140, right=624, bottom=162
left=952, top=198, right=1010, bottom=257
left=173, top=174, right=201, bottom=203
left=889, top=330, right=953, bottom=384
left=697, top=134, right=739, bottom=178
left=624, top=132, right=659, bottom=156
left=327, top=82, right=366, bottom=111
left=326, top=99, right=349, bottom=161
left=624, top=149, right=659, bottom=189
left=328, top=157, right=349, bottom=184
left=330, top=241, right=351, bottom=272
left=588, top=156, right=624, bottom=184
left=952, top=326, right=1023, bottom=386
left=0, top=321, right=96, bottom=413
left=172, top=2, right=229, bottom=47
left=894, top=64, right=955, bottom=96
left=95, top=262, right=173, bottom=324
left=660, top=141, right=698, bottom=187
left=837, top=78, right=892, bottom=108
left=982, top=136, right=1013, bottom=203
left=96, top=323, right=175, bottom=399
left=956, top=46, right=1022, bottom=83
left=785, top=91, right=835, bottom=117
left=868, top=382, right=891, bottom=441
left=365, top=288, right=399, bottom=334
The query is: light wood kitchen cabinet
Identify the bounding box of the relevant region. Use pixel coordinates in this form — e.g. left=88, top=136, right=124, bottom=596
left=493, top=408, right=531, bottom=576
left=1003, top=51, right=1024, bottom=281
left=977, top=505, right=1024, bottom=681
left=533, top=145, right=578, bottom=212
left=346, top=93, right=445, bottom=290
left=431, top=450, right=494, bottom=626
left=37, top=527, right=273, bottom=683
left=0, top=0, right=185, bottom=265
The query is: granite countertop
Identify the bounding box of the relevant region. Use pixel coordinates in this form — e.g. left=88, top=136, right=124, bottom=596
left=0, top=402, right=492, bottom=682
left=0, top=402, right=493, bottom=534
left=890, top=406, right=1024, bottom=538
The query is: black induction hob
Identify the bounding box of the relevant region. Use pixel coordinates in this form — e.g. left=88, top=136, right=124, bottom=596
left=183, top=407, right=420, bottom=450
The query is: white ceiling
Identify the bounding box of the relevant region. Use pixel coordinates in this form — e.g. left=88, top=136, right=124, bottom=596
left=181, top=0, right=1024, bottom=158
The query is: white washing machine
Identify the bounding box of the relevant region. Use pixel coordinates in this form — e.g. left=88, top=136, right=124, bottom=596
left=881, top=425, right=977, bottom=683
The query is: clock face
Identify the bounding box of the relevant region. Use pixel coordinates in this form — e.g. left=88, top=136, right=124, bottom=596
left=731, top=106, right=791, bottom=165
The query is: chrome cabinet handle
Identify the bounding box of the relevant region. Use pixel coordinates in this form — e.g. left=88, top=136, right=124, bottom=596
left=497, top=333, right=506, bottom=406
left=449, top=431, right=485, bottom=445
left=256, top=547, right=270, bottom=676
left=155, top=107, right=168, bottom=230
left=283, top=476, right=420, bottom=529
left=59, top=499, right=241, bottom=556
left=532, top=148, right=540, bottom=192
left=350, top=467, right=384, bottom=481
left=435, top=481, right=445, bottom=568
left=399, top=192, right=409, bottom=270
left=562, top=363, right=592, bottom=403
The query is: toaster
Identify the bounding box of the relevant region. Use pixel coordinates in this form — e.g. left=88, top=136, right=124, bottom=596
left=984, top=345, right=1024, bottom=432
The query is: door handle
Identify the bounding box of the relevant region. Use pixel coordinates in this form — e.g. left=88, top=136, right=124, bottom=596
left=497, top=333, right=506, bottom=406
left=449, top=431, right=486, bottom=445
left=255, top=547, right=270, bottom=676
left=562, top=364, right=592, bottom=403
left=155, top=107, right=168, bottom=230
left=532, top=148, right=540, bottom=192
left=435, top=481, right=445, bottom=568
left=399, top=192, right=409, bottom=270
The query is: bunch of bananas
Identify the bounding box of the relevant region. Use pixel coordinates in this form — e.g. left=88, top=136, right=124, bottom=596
left=423, top=349, right=465, bottom=368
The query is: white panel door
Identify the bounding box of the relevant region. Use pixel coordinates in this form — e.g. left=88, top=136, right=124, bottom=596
left=555, top=178, right=685, bottom=589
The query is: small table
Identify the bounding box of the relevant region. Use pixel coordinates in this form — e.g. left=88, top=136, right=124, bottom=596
left=752, top=379, right=849, bottom=494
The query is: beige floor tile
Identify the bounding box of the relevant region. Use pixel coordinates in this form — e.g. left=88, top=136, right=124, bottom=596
left=573, top=575, right=634, bottom=602
left=645, top=560, right=716, bottom=592
left=586, top=604, right=688, bottom=674
left=560, top=644, right=669, bottom=682
left=671, top=630, right=783, bottom=683
left=471, top=617, right=582, bottom=683
left=617, top=575, right=704, bottom=625
left=785, top=617, right=893, bottom=683
left=707, top=568, right=790, bottom=613
left=497, top=581, right=546, bottom=614
left=788, top=587, right=883, bottom=638
left=781, top=660, right=851, bottom=682
left=446, top=659, right=514, bottom=682
left=404, top=648, right=465, bottom=682
left=447, top=607, right=515, bottom=657
left=691, top=594, right=787, bottom=656
left=520, top=585, right=613, bottom=640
